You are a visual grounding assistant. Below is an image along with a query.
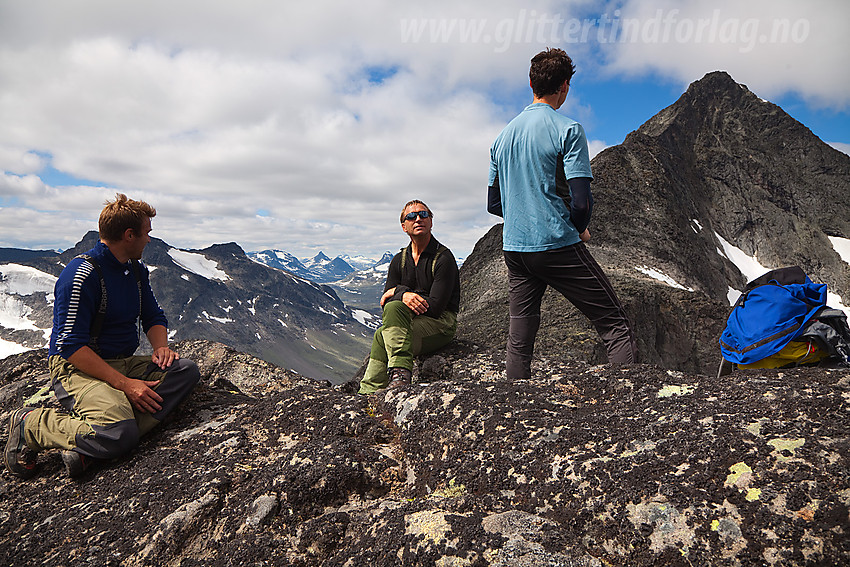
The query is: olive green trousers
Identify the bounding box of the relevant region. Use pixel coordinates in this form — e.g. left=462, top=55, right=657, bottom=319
left=358, top=301, right=456, bottom=394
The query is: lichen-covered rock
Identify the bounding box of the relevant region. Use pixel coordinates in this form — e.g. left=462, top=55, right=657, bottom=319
left=0, top=340, right=848, bottom=565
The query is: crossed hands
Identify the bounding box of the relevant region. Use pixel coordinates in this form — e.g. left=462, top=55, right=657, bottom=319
left=402, top=292, right=429, bottom=315
left=123, top=346, right=180, bottom=413
left=380, top=287, right=429, bottom=315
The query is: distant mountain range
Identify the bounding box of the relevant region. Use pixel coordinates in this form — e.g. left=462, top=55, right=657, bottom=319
left=248, top=249, right=390, bottom=284
left=249, top=250, right=394, bottom=313
left=0, top=233, right=381, bottom=382
left=328, top=252, right=394, bottom=312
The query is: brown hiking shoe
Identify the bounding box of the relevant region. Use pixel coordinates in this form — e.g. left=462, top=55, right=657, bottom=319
left=62, top=450, right=91, bottom=478
left=4, top=408, right=38, bottom=479
left=388, top=367, right=412, bottom=388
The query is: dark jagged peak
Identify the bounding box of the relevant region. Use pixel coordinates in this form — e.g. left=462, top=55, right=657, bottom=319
left=636, top=71, right=758, bottom=139
left=628, top=70, right=845, bottom=172
left=460, top=70, right=850, bottom=376
left=592, top=69, right=850, bottom=298
left=201, top=242, right=246, bottom=258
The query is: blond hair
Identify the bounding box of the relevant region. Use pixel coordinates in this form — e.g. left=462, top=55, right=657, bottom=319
left=99, top=193, right=156, bottom=242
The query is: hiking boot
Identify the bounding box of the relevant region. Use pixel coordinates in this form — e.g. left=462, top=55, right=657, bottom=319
left=4, top=408, right=38, bottom=479
left=388, top=367, right=412, bottom=388
left=62, top=450, right=90, bottom=478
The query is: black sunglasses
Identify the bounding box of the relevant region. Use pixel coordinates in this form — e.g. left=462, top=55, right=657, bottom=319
left=404, top=210, right=431, bottom=221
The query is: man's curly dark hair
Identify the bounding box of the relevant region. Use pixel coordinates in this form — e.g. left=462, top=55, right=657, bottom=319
left=529, top=48, right=576, bottom=98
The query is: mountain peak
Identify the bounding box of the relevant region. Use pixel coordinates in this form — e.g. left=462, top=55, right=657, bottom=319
left=633, top=70, right=769, bottom=141
left=462, top=70, right=850, bottom=376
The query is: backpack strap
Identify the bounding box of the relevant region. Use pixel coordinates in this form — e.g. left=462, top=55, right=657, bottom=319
left=430, top=245, right=446, bottom=277
left=129, top=259, right=143, bottom=340
left=400, top=245, right=409, bottom=271
left=401, top=244, right=446, bottom=277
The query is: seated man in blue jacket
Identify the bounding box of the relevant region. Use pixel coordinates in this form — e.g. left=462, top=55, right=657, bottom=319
left=5, top=193, right=200, bottom=479
left=358, top=200, right=460, bottom=394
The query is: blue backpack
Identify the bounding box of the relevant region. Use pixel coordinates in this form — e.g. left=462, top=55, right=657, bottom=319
left=719, top=267, right=828, bottom=365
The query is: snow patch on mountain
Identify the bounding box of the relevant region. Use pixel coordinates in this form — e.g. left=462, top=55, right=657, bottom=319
left=0, top=336, right=30, bottom=359
left=168, top=249, right=230, bottom=281
left=0, top=264, right=57, bottom=296
left=352, top=309, right=379, bottom=329
left=714, top=232, right=769, bottom=304
left=830, top=236, right=850, bottom=266
left=634, top=266, right=693, bottom=292
left=318, top=306, right=339, bottom=319
left=340, top=254, right=379, bottom=271
left=201, top=311, right=234, bottom=324
left=0, top=264, right=56, bottom=352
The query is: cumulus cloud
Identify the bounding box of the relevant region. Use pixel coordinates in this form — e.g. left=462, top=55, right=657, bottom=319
left=598, top=0, right=850, bottom=109
left=3, top=1, right=592, bottom=257
left=828, top=142, right=850, bottom=156
left=0, top=0, right=846, bottom=260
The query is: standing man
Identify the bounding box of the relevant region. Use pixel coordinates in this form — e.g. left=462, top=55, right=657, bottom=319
left=488, top=48, right=637, bottom=378
left=5, top=194, right=200, bottom=479
left=358, top=200, right=460, bottom=395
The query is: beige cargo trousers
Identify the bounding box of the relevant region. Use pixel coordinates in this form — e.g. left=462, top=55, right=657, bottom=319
left=23, top=354, right=199, bottom=460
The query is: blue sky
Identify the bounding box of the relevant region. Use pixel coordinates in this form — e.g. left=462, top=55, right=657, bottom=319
left=1, top=0, right=847, bottom=260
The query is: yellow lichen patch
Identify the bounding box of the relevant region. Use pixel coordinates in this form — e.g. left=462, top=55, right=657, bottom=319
left=768, top=438, right=805, bottom=461
left=673, top=462, right=690, bottom=476
left=838, top=488, right=850, bottom=507
left=405, top=510, right=451, bottom=541
left=745, top=419, right=767, bottom=437
left=711, top=519, right=720, bottom=531
left=745, top=488, right=762, bottom=502
left=621, top=439, right=658, bottom=458
left=725, top=462, right=753, bottom=489
left=433, top=478, right=466, bottom=499
left=435, top=556, right=471, bottom=567
left=657, top=384, right=695, bottom=398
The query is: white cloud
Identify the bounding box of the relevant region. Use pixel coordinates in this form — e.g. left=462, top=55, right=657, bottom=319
left=828, top=142, right=850, bottom=156
left=2, top=2, right=544, bottom=257
left=588, top=140, right=611, bottom=159
left=0, top=0, right=846, bottom=261
left=599, top=0, right=850, bottom=109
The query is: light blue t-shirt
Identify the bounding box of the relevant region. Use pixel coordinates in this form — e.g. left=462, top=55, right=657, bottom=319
left=489, top=102, right=593, bottom=252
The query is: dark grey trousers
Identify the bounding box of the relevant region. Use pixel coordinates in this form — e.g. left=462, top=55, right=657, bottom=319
left=504, top=242, right=637, bottom=378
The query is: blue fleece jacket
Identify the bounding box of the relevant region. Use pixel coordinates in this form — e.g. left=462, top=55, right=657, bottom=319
left=49, top=242, right=167, bottom=360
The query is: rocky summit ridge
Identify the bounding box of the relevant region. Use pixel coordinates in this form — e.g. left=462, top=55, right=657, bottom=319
left=0, top=341, right=847, bottom=565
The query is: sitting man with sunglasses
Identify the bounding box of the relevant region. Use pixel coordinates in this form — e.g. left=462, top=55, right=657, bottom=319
left=358, top=200, right=461, bottom=394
